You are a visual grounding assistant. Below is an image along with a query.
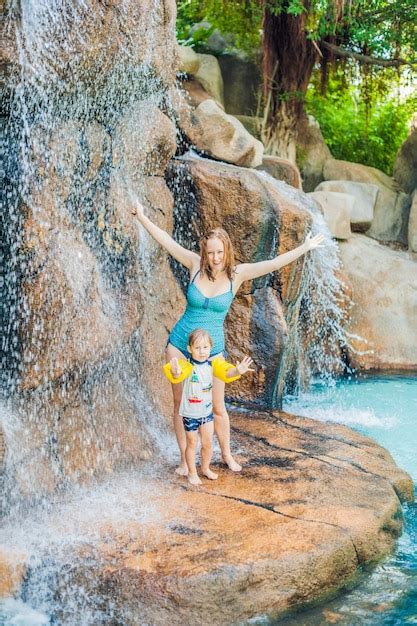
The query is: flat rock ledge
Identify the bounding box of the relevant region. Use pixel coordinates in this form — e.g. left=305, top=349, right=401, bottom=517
left=1, top=409, right=413, bottom=624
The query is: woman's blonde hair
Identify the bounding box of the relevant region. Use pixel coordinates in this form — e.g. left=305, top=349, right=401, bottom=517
left=188, top=328, right=213, bottom=349
left=199, top=227, right=236, bottom=281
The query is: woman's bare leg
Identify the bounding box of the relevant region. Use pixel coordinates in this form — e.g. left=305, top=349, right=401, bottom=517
left=166, top=343, right=188, bottom=476
left=200, top=421, right=218, bottom=480
left=212, top=376, right=242, bottom=472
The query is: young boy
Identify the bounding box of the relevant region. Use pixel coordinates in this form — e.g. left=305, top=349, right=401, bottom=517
left=163, top=329, right=254, bottom=486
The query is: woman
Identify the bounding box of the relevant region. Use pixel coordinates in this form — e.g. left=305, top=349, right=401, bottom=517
left=132, top=200, right=324, bottom=475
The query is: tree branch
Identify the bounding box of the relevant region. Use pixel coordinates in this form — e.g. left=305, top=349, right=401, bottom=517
left=320, top=41, right=415, bottom=68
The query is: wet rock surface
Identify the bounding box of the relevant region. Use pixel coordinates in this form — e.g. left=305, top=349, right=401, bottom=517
left=2, top=409, right=411, bottom=622
left=339, top=234, right=417, bottom=370
left=87, top=410, right=413, bottom=625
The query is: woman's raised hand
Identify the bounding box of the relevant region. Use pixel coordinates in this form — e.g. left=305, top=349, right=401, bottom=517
left=236, top=356, right=255, bottom=375
left=305, top=232, right=325, bottom=250
left=131, top=199, right=144, bottom=216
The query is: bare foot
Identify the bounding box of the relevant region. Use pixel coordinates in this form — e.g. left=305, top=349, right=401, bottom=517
left=188, top=473, right=202, bottom=486
left=202, top=469, right=218, bottom=480
left=175, top=465, right=188, bottom=477
left=222, top=456, right=242, bottom=472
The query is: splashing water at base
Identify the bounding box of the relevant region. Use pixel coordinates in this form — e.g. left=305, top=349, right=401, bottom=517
left=0, top=469, right=184, bottom=625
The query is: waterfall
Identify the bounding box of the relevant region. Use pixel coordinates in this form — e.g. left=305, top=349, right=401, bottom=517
left=1, top=0, right=178, bottom=512
left=263, top=176, right=352, bottom=403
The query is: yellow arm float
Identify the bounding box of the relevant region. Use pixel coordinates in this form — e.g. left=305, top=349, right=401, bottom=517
left=212, top=358, right=241, bottom=383
left=162, top=359, right=193, bottom=384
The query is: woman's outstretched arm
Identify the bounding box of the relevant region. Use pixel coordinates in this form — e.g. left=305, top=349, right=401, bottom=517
left=132, top=200, right=199, bottom=270
left=235, top=233, right=325, bottom=286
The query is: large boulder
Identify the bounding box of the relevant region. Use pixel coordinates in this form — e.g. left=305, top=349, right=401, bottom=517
left=296, top=115, right=332, bottom=192
left=393, top=124, right=417, bottom=194
left=176, top=44, right=201, bottom=75
left=339, top=234, right=417, bottom=370
left=188, top=99, right=264, bottom=168
left=308, top=192, right=352, bottom=240
left=181, top=76, right=216, bottom=108
left=315, top=180, right=378, bottom=231
left=166, top=155, right=312, bottom=405
left=257, top=156, right=302, bottom=189
left=194, top=53, right=225, bottom=106
left=323, top=159, right=410, bottom=244
left=4, top=410, right=411, bottom=622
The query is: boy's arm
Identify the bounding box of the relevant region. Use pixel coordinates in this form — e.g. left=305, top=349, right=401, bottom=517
left=225, top=356, right=254, bottom=379
left=162, top=358, right=192, bottom=384
left=212, top=357, right=254, bottom=383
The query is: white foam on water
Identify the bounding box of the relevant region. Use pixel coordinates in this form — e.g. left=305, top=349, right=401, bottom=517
left=0, top=598, right=49, bottom=626
left=285, top=399, right=398, bottom=430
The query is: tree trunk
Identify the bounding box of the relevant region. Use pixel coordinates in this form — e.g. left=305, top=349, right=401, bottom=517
left=261, top=3, right=317, bottom=161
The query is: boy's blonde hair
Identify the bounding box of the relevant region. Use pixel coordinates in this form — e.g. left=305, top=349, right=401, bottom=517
left=188, top=328, right=213, bottom=348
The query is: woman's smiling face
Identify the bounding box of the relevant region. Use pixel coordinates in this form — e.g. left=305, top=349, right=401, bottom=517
left=206, top=237, right=225, bottom=272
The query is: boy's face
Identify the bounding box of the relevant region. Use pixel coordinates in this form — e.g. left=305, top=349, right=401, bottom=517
left=188, top=336, right=211, bottom=362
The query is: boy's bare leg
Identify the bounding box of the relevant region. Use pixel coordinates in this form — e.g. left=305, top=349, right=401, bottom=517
left=185, top=431, right=202, bottom=485
left=212, top=377, right=242, bottom=472
left=166, top=343, right=188, bottom=476
left=200, top=420, right=218, bottom=480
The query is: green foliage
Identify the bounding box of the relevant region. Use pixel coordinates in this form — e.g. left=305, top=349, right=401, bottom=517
left=176, top=0, right=416, bottom=164
left=176, top=0, right=262, bottom=56
left=177, top=0, right=416, bottom=62
left=305, top=77, right=417, bottom=174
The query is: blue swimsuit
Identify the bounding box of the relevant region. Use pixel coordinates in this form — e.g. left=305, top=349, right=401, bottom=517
left=169, top=270, right=234, bottom=357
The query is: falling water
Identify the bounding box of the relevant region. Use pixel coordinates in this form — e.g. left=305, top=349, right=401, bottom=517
left=1, top=0, right=177, bottom=510
left=1, top=0, right=181, bottom=620
left=265, top=177, right=353, bottom=401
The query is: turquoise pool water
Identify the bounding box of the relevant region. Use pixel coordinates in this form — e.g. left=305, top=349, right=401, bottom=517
left=278, top=373, right=417, bottom=626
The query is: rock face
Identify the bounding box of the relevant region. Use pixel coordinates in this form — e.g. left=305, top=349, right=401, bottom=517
left=2, top=0, right=178, bottom=88
left=393, top=125, right=417, bottom=194
left=408, top=190, right=417, bottom=252
left=339, top=234, right=417, bottom=370
left=113, top=102, right=177, bottom=178
left=297, top=115, right=332, bottom=192
left=308, top=192, right=352, bottom=239
left=217, top=54, right=261, bottom=116
left=315, top=180, right=377, bottom=231
left=194, top=53, right=225, bottom=106
left=257, top=155, right=302, bottom=189
left=3, top=410, right=412, bottom=620
left=2, top=0, right=185, bottom=498
left=166, top=155, right=312, bottom=405
left=188, top=99, right=264, bottom=168
left=323, top=159, right=410, bottom=244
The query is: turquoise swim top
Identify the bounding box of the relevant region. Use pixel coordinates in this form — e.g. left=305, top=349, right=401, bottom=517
left=169, top=270, right=234, bottom=356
